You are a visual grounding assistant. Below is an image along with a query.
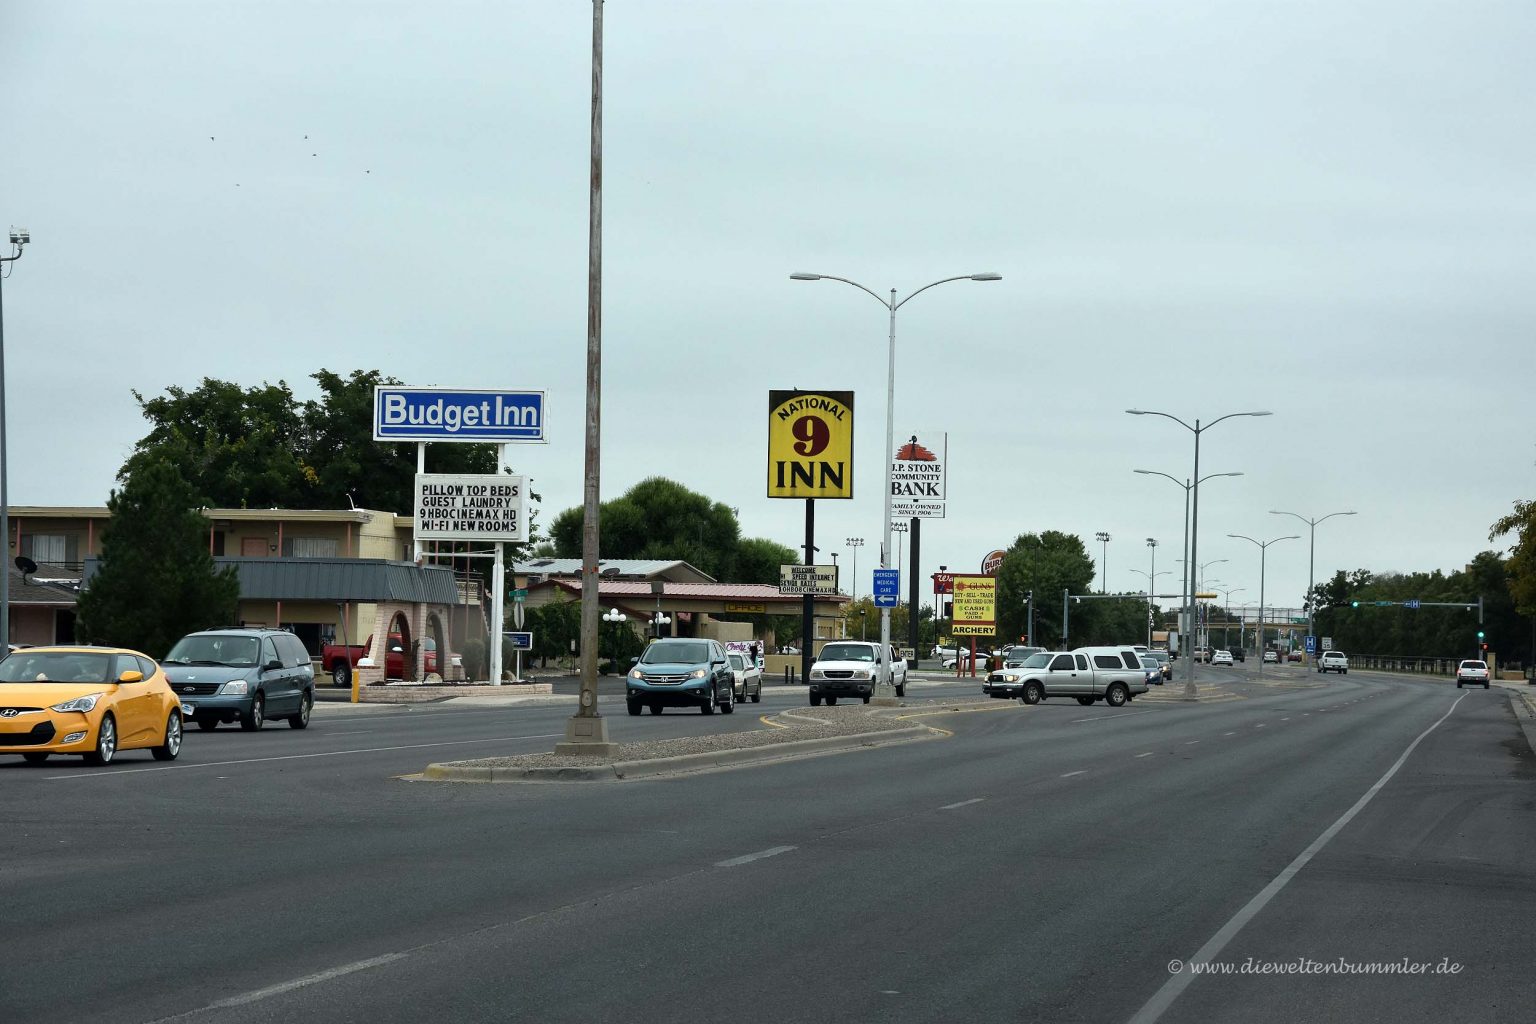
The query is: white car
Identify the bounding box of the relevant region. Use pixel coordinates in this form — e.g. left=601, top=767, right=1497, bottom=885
left=1210, top=650, right=1234, bottom=667
left=1455, top=660, right=1490, bottom=689
left=727, top=651, right=763, bottom=703
left=1262, top=650, right=1280, bottom=664
left=1317, top=651, right=1348, bottom=674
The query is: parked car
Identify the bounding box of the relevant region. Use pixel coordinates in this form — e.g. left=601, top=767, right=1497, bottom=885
left=1231, top=648, right=1245, bottom=663
left=164, top=628, right=315, bottom=731
left=0, top=646, right=183, bottom=765
left=727, top=651, right=763, bottom=703
left=1317, top=651, right=1349, bottom=674
left=944, top=648, right=998, bottom=670
left=1006, top=647, right=1149, bottom=708
left=1287, top=650, right=1304, bottom=662
left=809, top=641, right=906, bottom=705
left=1455, top=659, right=1491, bottom=688
left=1262, top=650, right=1280, bottom=664
left=1210, top=650, right=1234, bottom=667
left=626, top=638, right=736, bottom=715
left=322, top=633, right=434, bottom=687
left=984, top=650, right=1050, bottom=699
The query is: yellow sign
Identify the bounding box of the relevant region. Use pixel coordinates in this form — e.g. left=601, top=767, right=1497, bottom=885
left=951, top=573, right=997, bottom=631
left=767, top=390, right=854, bottom=499
left=1194, top=592, right=1218, bottom=599
left=724, top=602, right=767, bottom=614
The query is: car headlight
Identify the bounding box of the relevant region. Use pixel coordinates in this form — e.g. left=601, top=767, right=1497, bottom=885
left=689, top=669, right=707, bottom=679
left=629, top=669, right=644, bottom=680
left=222, top=680, right=249, bottom=696
left=51, top=692, right=104, bottom=713
left=853, top=670, right=870, bottom=680
left=810, top=669, right=824, bottom=680
left=1003, top=674, right=1019, bottom=683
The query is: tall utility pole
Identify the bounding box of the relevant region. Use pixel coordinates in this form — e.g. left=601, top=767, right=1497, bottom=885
left=1146, top=538, right=1158, bottom=644
left=0, top=228, right=29, bottom=647
left=560, top=1, right=616, bottom=755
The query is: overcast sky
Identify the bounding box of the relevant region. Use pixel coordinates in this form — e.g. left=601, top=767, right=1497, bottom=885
left=5, top=0, right=1534, bottom=613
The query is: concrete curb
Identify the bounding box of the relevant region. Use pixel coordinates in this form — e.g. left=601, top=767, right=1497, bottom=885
left=420, top=725, right=934, bottom=783
left=1503, top=690, right=1536, bottom=757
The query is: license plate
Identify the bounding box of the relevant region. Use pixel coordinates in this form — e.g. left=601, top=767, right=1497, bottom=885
left=181, top=703, right=196, bottom=716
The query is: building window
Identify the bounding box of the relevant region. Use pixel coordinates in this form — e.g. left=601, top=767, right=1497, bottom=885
left=284, top=537, right=339, bottom=559
left=26, top=534, right=74, bottom=564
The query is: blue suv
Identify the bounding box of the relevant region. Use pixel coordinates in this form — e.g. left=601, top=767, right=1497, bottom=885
left=163, top=629, right=315, bottom=731
left=626, top=638, right=735, bottom=716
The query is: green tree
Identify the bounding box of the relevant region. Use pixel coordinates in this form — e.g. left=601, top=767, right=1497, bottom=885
left=77, top=460, right=241, bottom=657
left=1491, top=499, right=1536, bottom=616
left=994, top=531, right=1095, bottom=646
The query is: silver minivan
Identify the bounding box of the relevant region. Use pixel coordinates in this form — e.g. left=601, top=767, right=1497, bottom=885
left=163, top=629, right=316, bottom=731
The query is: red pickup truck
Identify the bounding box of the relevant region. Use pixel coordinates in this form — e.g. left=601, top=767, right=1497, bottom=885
left=322, top=634, right=437, bottom=687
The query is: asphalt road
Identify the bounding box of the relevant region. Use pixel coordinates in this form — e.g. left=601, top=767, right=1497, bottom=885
left=3, top=668, right=1533, bottom=1024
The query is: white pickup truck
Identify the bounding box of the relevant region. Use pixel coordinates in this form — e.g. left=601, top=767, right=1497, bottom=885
left=808, top=641, right=907, bottom=705
left=993, top=647, right=1149, bottom=707
left=1316, top=651, right=1348, bottom=674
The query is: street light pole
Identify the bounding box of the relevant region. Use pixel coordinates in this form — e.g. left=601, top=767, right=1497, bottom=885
left=1129, top=409, right=1271, bottom=695
left=1218, top=585, right=1246, bottom=651
left=1128, top=565, right=1170, bottom=647
left=0, top=228, right=30, bottom=647
left=1228, top=533, right=1299, bottom=676
left=1095, top=531, right=1111, bottom=593
left=845, top=537, right=863, bottom=599
left=792, top=270, right=1001, bottom=698
left=1270, top=508, right=1356, bottom=663
left=1133, top=466, right=1246, bottom=692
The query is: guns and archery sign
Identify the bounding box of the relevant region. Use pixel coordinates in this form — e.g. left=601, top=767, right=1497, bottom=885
left=767, top=390, right=854, bottom=499
left=950, top=574, right=997, bottom=637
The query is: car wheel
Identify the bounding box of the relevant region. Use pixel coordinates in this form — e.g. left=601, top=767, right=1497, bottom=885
left=700, top=689, right=715, bottom=714
left=240, top=694, right=265, bottom=731
left=1484, top=682, right=1490, bottom=689
left=196, top=717, right=219, bottom=731
left=22, top=752, right=50, bottom=764
left=810, top=694, right=822, bottom=706
left=826, top=696, right=838, bottom=706
left=1022, top=681, right=1043, bottom=705
left=332, top=664, right=351, bottom=688
left=1076, top=696, right=1095, bottom=706
left=152, top=711, right=183, bottom=761
left=1105, top=683, right=1129, bottom=708
left=1456, top=680, right=1463, bottom=688
left=751, top=685, right=761, bottom=704
left=289, top=693, right=312, bottom=730
left=721, top=685, right=735, bottom=714
left=627, top=700, right=642, bottom=716
left=83, top=713, right=117, bottom=765
left=862, top=695, right=871, bottom=704
left=895, top=684, right=905, bottom=697
left=649, top=703, right=663, bottom=715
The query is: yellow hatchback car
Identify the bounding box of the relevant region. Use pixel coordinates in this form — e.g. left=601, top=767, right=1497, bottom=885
left=0, top=646, right=183, bottom=766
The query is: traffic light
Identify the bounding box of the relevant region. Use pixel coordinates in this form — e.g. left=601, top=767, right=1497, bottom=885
left=1477, top=630, right=1485, bottom=639
left=1350, top=600, right=1360, bottom=608
left=1481, top=643, right=1489, bottom=652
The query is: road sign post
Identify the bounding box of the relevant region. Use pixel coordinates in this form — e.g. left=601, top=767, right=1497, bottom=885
left=873, top=568, right=900, bottom=609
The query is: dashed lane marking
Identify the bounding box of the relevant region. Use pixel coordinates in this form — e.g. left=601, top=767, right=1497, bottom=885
left=940, top=798, right=986, bottom=811
left=1135, top=752, right=1154, bottom=758
left=1061, top=770, right=1087, bottom=778
left=716, top=846, right=797, bottom=868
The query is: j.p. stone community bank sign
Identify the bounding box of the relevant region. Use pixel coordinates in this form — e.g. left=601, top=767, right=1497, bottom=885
left=415, top=474, right=528, bottom=542
left=374, top=386, right=546, bottom=443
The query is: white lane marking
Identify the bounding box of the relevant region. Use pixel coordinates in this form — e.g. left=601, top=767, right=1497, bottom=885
left=940, top=798, right=986, bottom=810
left=44, top=733, right=565, bottom=780
left=1280, top=718, right=1290, bottom=722
left=1070, top=709, right=1157, bottom=724
left=716, top=845, right=796, bottom=868
left=1135, top=752, right=1154, bottom=758
left=1128, top=693, right=1467, bottom=1024
left=207, top=953, right=409, bottom=1010
left=1183, top=740, right=1200, bottom=745
left=1255, top=723, right=1266, bottom=728
left=1060, top=770, right=1086, bottom=778
left=1223, top=732, right=1236, bottom=737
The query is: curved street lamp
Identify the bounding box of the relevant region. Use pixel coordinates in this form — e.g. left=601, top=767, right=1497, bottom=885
left=793, top=270, right=1001, bottom=697
left=1270, top=508, right=1357, bottom=662
left=1228, top=533, right=1300, bottom=675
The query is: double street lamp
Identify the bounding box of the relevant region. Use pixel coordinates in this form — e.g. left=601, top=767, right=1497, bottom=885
left=1095, top=531, right=1111, bottom=592
left=1128, top=408, right=1270, bottom=695
left=792, top=270, right=1001, bottom=698
left=1269, top=508, right=1357, bottom=662
left=1, top=227, right=31, bottom=646
left=845, top=537, right=864, bottom=599
left=1228, top=533, right=1299, bottom=675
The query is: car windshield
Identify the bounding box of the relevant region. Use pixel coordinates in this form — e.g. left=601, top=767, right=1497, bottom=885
left=728, top=653, right=745, bottom=669
left=1150, top=652, right=1169, bottom=664
left=819, top=644, right=876, bottom=663
left=0, top=651, right=114, bottom=684
left=1141, top=657, right=1159, bottom=668
left=1017, top=653, right=1051, bottom=669
left=164, top=635, right=261, bottom=667
left=640, top=642, right=709, bottom=665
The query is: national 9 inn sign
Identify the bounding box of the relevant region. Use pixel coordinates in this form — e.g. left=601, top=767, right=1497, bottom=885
left=374, top=386, right=546, bottom=443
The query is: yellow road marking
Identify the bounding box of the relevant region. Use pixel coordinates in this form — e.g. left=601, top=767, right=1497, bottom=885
left=893, top=704, right=1023, bottom=721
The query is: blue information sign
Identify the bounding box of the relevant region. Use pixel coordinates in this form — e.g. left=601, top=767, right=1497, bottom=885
left=1403, top=599, right=1421, bottom=610
left=873, top=569, right=900, bottom=608
left=373, top=386, right=546, bottom=443
left=1304, top=635, right=1317, bottom=654
left=508, top=631, right=533, bottom=651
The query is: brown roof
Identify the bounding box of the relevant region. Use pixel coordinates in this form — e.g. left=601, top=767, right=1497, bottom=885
left=535, top=579, right=845, bottom=605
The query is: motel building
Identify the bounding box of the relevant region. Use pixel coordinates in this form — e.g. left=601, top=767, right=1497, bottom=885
left=7, top=505, right=486, bottom=681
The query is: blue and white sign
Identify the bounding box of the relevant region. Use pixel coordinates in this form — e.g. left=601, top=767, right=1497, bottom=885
left=1403, top=599, right=1421, bottom=610
left=1304, top=634, right=1317, bottom=654
left=508, top=631, right=533, bottom=651
left=873, top=568, right=900, bottom=608
left=374, top=386, right=546, bottom=443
